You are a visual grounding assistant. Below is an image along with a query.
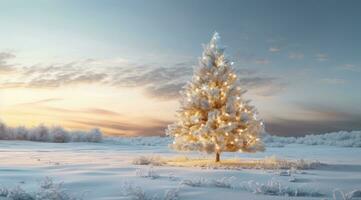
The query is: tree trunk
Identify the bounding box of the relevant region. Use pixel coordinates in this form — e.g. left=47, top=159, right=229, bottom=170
left=215, top=152, right=220, bottom=162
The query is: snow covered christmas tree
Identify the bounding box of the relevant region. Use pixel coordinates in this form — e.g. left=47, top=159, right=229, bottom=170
left=166, top=32, right=265, bottom=162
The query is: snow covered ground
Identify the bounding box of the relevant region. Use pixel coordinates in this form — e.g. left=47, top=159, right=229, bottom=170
left=1, top=135, right=361, bottom=200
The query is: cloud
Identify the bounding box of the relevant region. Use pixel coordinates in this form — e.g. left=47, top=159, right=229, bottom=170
left=1, top=54, right=286, bottom=99
left=268, top=47, right=281, bottom=52
left=288, top=52, right=304, bottom=60
left=68, top=119, right=170, bottom=136
left=338, top=64, right=360, bottom=72
left=320, top=78, right=345, bottom=85
left=315, top=53, right=328, bottom=61
left=267, top=104, right=361, bottom=136
left=0, top=52, right=16, bottom=73
left=255, top=59, right=271, bottom=65
left=15, top=98, right=63, bottom=106
left=239, top=77, right=286, bottom=96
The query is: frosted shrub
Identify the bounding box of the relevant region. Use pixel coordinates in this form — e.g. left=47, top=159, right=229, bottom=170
left=7, top=186, right=34, bottom=200
left=0, top=177, right=81, bottom=200
left=333, top=189, right=361, bottom=200
left=181, top=178, right=208, bottom=187
left=50, top=127, right=71, bottom=143
left=86, top=129, right=102, bottom=142
left=104, top=136, right=171, bottom=146
left=263, top=131, right=361, bottom=148
left=132, top=156, right=165, bottom=166
left=163, top=188, right=180, bottom=200
left=29, top=125, right=50, bottom=142
left=0, top=122, right=102, bottom=143
left=121, top=183, right=180, bottom=200
left=240, top=179, right=323, bottom=197
left=135, top=167, right=160, bottom=179
left=35, top=177, right=78, bottom=200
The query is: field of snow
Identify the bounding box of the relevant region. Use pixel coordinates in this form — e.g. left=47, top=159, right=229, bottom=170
left=1, top=134, right=361, bottom=200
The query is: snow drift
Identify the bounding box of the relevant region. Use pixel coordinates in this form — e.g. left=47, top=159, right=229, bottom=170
left=263, top=131, right=361, bottom=147
left=0, top=122, right=102, bottom=143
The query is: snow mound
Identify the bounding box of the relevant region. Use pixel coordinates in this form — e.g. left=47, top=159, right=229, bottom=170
left=0, top=122, right=102, bottom=143
left=263, top=130, right=361, bottom=147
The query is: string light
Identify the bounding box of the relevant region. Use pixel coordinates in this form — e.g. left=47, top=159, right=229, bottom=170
left=166, top=33, right=264, bottom=159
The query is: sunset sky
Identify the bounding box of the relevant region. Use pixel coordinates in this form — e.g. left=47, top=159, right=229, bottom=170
left=0, top=0, right=360, bottom=136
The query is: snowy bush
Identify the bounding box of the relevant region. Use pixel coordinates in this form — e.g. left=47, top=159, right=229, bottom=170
left=5, top=186, right=34, bottom=200
left=181, top=176, right=323, bottom=197
left=0, top=122, right=102, bottom=143
left=256, top=156, right=322, bottom=170
left=0, top=177, right=81, bottom=200
left=120, top=182, right=180, bottom=200
left=263, top=130, right=361, bottom=148
left=132, top=156, right=165, bottom=166
left=181, top=176, right=236, bottom=189
left=104, top=136, right=171, bottom=146
left=333, top=189, right=361, bottom=200
left=135, top=167, right=160, bottom=179
left=240, top=179, right=324, bottom=197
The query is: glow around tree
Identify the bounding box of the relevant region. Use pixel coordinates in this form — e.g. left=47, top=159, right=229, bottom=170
left=166, top=33, right=265, bottom=162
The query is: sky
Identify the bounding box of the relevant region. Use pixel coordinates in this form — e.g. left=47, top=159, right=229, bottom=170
left=0, top=0, right=360, bottom=136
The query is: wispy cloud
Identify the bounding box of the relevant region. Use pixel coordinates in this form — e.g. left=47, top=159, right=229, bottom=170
left=69, top=119, right=169, bottom=136
left=1, top=54, right=286, bottom=99
left=268, top=47, right=281, bottom=53
left=315, top=53, right=328, bottom=61
left=288, top=52, right=304, bottom=60
left=320, top=78, right=345, bottom=85
left=254, top=58, right=271, bottom=65
left=0, top=52, right=16, bottom=73
left=338, top=64, right=360, bottom=72
left=267, top=103, right=361, bottom=136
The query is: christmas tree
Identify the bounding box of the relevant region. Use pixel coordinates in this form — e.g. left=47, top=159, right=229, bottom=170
left=166, top=32, right=265, bottom=162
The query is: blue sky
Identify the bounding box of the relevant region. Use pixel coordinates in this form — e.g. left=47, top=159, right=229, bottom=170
left=0, top=0, right=360, bottom=136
